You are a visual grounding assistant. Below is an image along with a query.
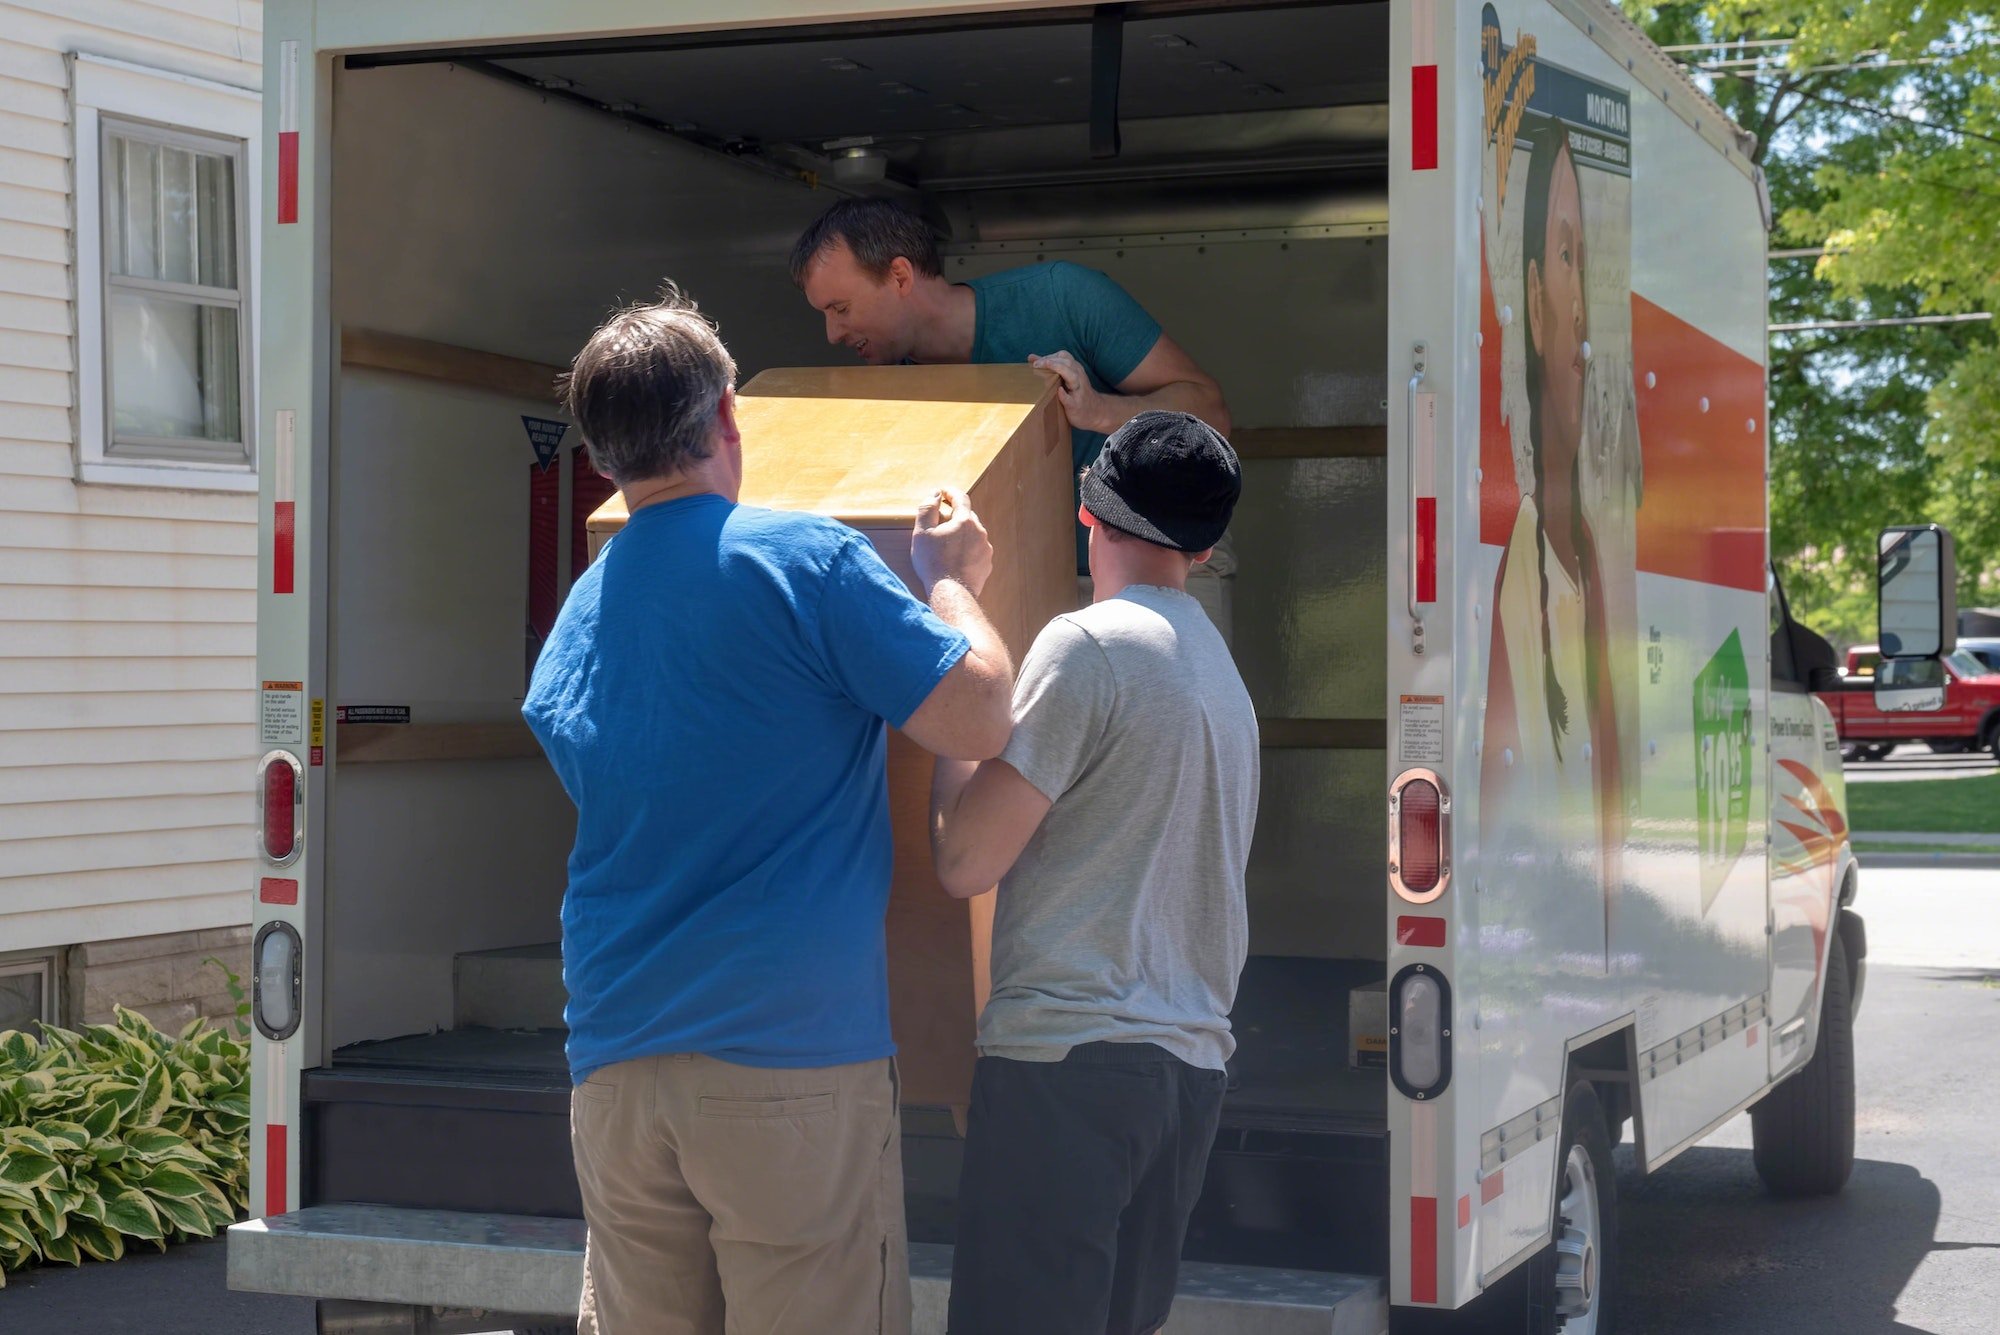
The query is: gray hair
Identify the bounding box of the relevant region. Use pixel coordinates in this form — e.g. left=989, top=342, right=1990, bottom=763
left=789, top=197, right=942, bottom=286
left=558, top=286, right=738, bottom=486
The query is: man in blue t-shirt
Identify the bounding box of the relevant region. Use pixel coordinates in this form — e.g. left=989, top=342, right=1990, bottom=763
left=790, top=198, right=1234, bottom=590
left=523, top=287, right=1014, bottom=1335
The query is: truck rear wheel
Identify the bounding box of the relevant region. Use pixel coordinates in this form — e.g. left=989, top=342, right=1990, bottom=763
left=1750, top=931, right=1856, bottom=1198
left=1544, top=1081, right=1618, bottom=1334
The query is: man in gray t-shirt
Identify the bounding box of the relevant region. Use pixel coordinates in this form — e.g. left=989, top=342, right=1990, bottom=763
left=929, top=412, right=1258, bottom=1335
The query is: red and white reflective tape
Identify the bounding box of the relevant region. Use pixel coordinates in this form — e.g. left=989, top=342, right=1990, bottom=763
left=277, top=40, right=300, bottom=224
left=265, top=1040, right=289, bottom=1216
left=1411, top=0, right=1439, bottom=171
left=273, top=409, right=296, bottom=595
left=1409, top=1099, right=1440, bottom=1303
left=1413, top=390, right=1438, bottom=604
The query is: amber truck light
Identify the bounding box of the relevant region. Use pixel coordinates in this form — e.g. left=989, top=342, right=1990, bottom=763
left=259, top=750, right=304, bottom=865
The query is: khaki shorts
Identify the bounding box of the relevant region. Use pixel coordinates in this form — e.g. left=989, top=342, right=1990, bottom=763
left=571, top=1052, right=910, bottom=1335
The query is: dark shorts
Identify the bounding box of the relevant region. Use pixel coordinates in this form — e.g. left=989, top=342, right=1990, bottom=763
left=946, top=1042, right=1227, bottom=1335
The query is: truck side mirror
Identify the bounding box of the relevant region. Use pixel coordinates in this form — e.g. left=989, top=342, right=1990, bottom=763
left=1876, top=524, right=1956, bottom=713
left=1878, top=525, right=1956, bottom=659
left=1875, top=656, right=1947, bottom=713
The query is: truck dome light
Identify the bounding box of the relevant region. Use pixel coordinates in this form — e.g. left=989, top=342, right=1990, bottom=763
left=1390, top=964, right=1452, bottom=1100
left=260, top=751, right=304, bottom=865
left=1390, top=769, right=1450, bottom=903
left=254, top=921, right=302, bottom=1041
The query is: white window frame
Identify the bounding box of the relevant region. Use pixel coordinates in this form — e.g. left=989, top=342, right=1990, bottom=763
left=72, top=54, right=261, bottom=492
left=0, top=951, right=60, bottom=1031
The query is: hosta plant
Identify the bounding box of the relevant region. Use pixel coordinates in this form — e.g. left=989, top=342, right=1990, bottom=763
left=0, top=1006, right=250, bottom=1285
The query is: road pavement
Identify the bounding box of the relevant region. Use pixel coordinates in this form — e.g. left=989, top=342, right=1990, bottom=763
left=1843, top=743, right=1997, bottom=783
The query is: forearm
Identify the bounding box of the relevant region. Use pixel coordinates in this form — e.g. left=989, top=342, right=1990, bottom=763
left=930, top=756, right=980, bottom=877
left=930, top=578, right=1014, bottom=687
left=1085, top=380, right=1232, bottom=436
left=912, top=577, right=1013, bottom=759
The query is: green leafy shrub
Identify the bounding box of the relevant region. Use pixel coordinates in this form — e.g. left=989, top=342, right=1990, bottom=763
left=0, top=1006, right=250, bottom=1285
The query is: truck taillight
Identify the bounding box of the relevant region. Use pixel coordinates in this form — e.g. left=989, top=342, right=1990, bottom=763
left=1390, top=769, right=1450, bottom=904
left=259, top=751, right=304, bottom=865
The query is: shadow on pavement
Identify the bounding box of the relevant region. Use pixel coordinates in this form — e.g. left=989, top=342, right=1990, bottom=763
left=1618, top=1146, right=1993, bottom=1335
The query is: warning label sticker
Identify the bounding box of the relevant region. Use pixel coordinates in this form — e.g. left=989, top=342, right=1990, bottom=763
left=336, top=704, right=411, bottom=725
left=260, top=681, right=305, bottom=746
left=1399, top=694, right=1446, bottom=765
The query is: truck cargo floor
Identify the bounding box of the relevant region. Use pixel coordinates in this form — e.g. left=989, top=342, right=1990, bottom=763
left=321, top=954, right=1388, bottom=1134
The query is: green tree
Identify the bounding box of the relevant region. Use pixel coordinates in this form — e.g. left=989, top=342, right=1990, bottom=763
left=1624, top=3, right=2000, bottom=641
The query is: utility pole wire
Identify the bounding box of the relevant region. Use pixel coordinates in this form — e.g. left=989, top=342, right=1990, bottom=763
left=1696, top=54, right=1970, bottom=75
left=1770, top=313, right=1992, bottom=333
left=1659, top=37, right=1798, bottom=52
left=1713, top=68, right=2000, bottom=148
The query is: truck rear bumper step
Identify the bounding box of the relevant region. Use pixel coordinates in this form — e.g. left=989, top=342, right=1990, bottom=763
left=230, top=1205, right=1388, bottom=1334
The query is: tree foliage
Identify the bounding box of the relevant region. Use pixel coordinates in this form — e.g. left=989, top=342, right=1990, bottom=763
left=1624, top=3, right=2000, bottom=642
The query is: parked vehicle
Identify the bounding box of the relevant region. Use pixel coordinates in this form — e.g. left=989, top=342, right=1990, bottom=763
left=1825, top=645, right=2000, bottom=761
left=228, top=3, right=1896, bottom=1332
left=1959, top=637, right=2000, bottom=675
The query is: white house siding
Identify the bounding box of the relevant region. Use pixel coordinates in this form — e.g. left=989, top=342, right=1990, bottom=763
left=0, top=1, right=262, bottom=1027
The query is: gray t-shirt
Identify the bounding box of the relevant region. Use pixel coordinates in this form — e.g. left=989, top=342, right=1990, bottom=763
left=979, top=585, right=1259, bottom=1070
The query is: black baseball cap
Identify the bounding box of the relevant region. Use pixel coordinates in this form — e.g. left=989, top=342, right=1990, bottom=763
left=1080, top=411, right=1242, bottom=554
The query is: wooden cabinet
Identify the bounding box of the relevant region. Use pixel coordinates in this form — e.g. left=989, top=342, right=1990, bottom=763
left=588, top=363, right=1073, bottom=1110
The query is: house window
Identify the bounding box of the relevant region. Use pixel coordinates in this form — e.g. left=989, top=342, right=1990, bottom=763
left=71, top=53, right=261, bottom=492
left=101, top=119, right=250, bottom=463
left=0, top=953, right=57, bottom=1034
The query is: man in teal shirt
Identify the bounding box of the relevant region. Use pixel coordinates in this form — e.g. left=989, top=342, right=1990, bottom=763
left=791, top=199, right=1233, bottom=580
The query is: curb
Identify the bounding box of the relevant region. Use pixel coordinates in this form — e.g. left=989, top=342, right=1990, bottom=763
left=1858, top=852, right=2000, bottom=870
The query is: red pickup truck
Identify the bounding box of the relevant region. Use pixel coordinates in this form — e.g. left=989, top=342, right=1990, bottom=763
left=1820, top=646, right=2000, bottom=761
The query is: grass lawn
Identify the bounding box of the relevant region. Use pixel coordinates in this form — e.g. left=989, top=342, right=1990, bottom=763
left=1846, top=772, right=2000, bottom=835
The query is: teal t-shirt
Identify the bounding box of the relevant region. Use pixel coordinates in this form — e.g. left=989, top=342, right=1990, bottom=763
left=966, top=262, right=1164, bottom=570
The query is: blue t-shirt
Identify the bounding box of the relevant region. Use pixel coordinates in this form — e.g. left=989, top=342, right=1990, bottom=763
left=522, top=495, right=970, bottom=1081
left=966, top=262, right=1164, bottom=569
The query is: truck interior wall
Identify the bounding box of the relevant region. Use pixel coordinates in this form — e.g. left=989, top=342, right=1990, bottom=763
left=325, top=61, right=853, bottom=1049
left=325, top=40, right=1394, bottom=1047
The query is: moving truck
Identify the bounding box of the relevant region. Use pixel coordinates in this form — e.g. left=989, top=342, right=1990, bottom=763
left=226, top=2, right=1922, bottom=1330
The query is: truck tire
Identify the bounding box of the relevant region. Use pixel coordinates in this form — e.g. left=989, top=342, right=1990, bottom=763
left=1394, top=1081, right=1620, bottom=1335
left=1750, top=931, right=1855, bottom=1198
left=1524, top=1081, right=1619, bottom=1335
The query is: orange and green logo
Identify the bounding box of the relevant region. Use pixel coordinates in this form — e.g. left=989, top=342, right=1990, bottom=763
left=1694, top=630, right=1754, bottom=912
